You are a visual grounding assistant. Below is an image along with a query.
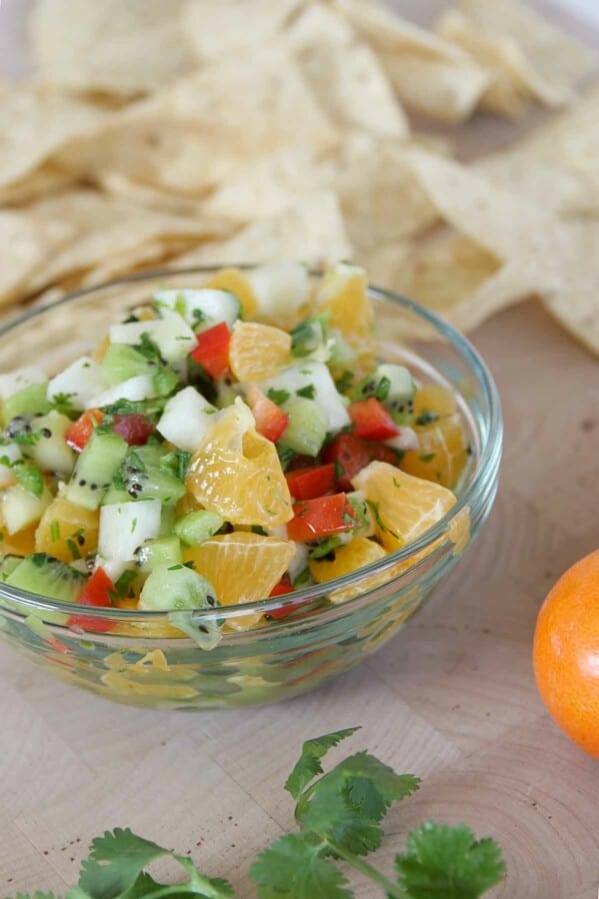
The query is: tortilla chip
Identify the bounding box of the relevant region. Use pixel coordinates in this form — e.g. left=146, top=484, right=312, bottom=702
left=30, top=0, right=197, bottom=95
left=475, top=85, right=599, bottom=216
left=456, top=0, right=597, bottom=107
left=172, top=193, right=352, bottom=269
left=204, top=149, right=337, bottom=223
left=437, top=9, right=530, bottom=118
left=57, top=49, right=337, bottom=195
left=334, top=0, right=490, bottom=121
left=333, top=133, right=439, bottom=255
left=287, top=4, right=409, bottom=137
left=80, top=238, right=198, bottom=288
left=0, top=163, right=76, bottom=207
left=0, top=85, right=110, bottom=191
left=542, top=287, right=599, bottom=356
left=184, top=0, right=302, bottom=62
left=99, top=171, right=210, bottom=218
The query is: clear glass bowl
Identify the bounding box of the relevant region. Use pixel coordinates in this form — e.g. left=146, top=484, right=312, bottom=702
left=0, top=267, right=502, bottom=710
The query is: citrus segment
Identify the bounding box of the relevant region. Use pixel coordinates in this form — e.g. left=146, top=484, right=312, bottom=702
left=35, top=494, right=99, bottom=562
left=183, top=531, right=296, bottom=630
left=186, top=399, right=293, bottom=527
left=351, top=461, right=456, bottom=552
left=315, top=263, right=374, bottom=351
left=229, top=320, right=291, bottom=382
left=309, top=536, right=387, bottom=604
left=401, top=384, right=468, bottom=488
left=0, top=522, right=36, bottom=557
left=203, top=268, right=258, bottom=317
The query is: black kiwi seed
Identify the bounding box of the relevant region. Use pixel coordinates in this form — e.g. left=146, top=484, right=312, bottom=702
left=90, top=483, right=98, bottom=491
left=79, top=478, right=86, bottom=486
left=206, top=595, right=216, bottom=607
left=40, top=428, right=52, bottom=438
left=199, top=625, right=209, bottom=634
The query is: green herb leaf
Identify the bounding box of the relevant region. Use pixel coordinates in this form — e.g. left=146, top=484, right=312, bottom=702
left=334, top=370, right=354, bottom=394
left=251, top=833, right=354, bottom=899
left=160, top=450, right=192, bottom=481
left=267, top=388, right=291, bottom=406
left=50, top=392, right=78, bottom=417
left=13, top=461, right=44, bottom=498
left=307, top=536, right=344, bottom=560
left=296, top=384, right=316, bottom=400
left=135, top=333, right=164, bottom=365
left=285, top=728, right=360, bottom=800
left=415, top=410, right=439, bottom=427
left=395, top=822, right=505, bottom=899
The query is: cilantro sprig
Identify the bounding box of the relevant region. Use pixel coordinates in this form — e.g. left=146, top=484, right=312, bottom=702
left=9, top=729, right=504, bottom=899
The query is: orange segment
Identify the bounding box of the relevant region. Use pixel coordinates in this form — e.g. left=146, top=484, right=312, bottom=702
left=183, top=532, right=295, bottom=630
left=0, top=522, right=36, bottom=557
left=203, top=268, right=258, bottom=317
left=35, top=494, right=99, bottom=562
left=185, top=399, right=293, bottom=527
left=351, top=461, right=456, bottom=552
left=309, top=536, right=386, bottom=604
left=401, top=384, right=468, bottom=488
left=315, top=263, right=374, bottom=352
left=229, top=321, right=291, bottom=382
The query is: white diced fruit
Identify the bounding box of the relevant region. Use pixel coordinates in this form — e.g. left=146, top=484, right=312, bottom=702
left=157, top=387, right=216, bottom=453
left=260, top=361, right=350, bottom=433
left=2, top=483, right=52, bottom=535
left=110, top=311, right=196, bottom=363
left=47, top=357, right=105, bottom=411
left=27, top=411, right=75, bottom=475
left=85, top=375, right=156, bottom=410
left=248, top=261, right=309, bottom=325
left=154, top=289, right=241, bottom=330
left=0, top=366, right=46, bottom=399
left=0, top=443, right=21, bottom=488
left=98, top=499, right=162, bottom=562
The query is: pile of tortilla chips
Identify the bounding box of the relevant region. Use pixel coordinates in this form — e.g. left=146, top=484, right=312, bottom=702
left=0, top=0, right=597, bottom=353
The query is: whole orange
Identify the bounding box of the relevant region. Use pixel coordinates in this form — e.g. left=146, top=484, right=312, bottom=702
left=533, top=549, right=599, bottom=759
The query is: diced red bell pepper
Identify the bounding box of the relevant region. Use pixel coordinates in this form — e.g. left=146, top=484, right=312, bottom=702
left=323, top=433, right=399, bottom=491
left=287, top=493, right=358, bottom=542
left=112, top=413, right=154, bottom=446
left=267, top=575, right=296, bottom=619
left=348, top=398, right=399, bottom=441
left=190, top=321, right=231, bottom=379
left=67, top=567, right=116, bottom=633
left=65, top=409, right=104, bottom=452
left=246, top=386, right=289, bottom=443
left=286, top=463, right=336, bottom=500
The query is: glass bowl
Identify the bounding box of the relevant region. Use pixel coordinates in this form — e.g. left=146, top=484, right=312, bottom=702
left=0, top=266, right=502, bottom=710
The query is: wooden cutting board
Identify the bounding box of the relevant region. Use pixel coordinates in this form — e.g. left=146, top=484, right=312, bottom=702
left=0, top=3, right=598, bottom=898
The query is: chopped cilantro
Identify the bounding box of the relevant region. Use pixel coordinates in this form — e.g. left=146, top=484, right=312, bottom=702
left=374, top=376, right=391, bottom=401
left=50, top=391, right=78, bottom=417
left=50, top=520, right=60, bottom=542
left=66, top=538, right=81, bottom=560
left=267, top=387, right=291, bottom=406
left=296, top=384, right=316, bottom=400
left=415, top=410, right=439, bottom=427
left=307, top=536, right=344, bottom=560
left=419, top=452, right=436, bottom=463
left=251, top=525, right=268, bottom=536
left=335, top=370, right=354, bottom=393
left=160, top=450, right=191, bottom=481
left=13, top=461, right=44, bottom=498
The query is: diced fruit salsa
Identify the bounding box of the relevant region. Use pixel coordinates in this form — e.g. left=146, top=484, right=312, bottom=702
left=0, top=261, right=470, bottom=643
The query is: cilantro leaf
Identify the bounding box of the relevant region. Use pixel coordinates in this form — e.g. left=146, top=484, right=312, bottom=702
left=13, top=461, right=44, bottom=498
left=160, top=450, right=192, bottom=481
left=78, top=828, right=234, bottom=899
left=251, top=833, right=354, bottom=899
left=285, top=728, right=360, bottom=800
left=267, top=388, right=290, bottom=406
left=395, top=822, right=505, bottom=899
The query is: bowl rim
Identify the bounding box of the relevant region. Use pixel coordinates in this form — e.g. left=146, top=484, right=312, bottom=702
left=0, top=263, right=502, bottom=626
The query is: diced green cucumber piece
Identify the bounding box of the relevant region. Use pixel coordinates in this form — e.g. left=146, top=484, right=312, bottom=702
left=2, top=382, right=50, bottom=426
left=0, top=555, right=24, bottom=581
left=25, top=411, right=75, bottom=475
left=66, top=431, right=128, bottom=509
left=174, top=510, right=224, bottom=546
left=113, top=445, right=186, bottom=506
left=261, top=361, right=350, bottom=434
left=0, top=366, right=46, bottom=401
left=2, top=483, right=52, bottom=534
left=139, top=564, right=221, bottom=649
left=214, top=377, right=240, bottom=409
left=134, top=536, right=182, bottom=574
left=6, top=553, right=86, bottom=603
left=100, top=344, right=159, bottom=387
left=98, top=498, right=162, bottom=562
left=159, top=504, right=176, bottom=537
left=278, top=397, right=328, bottom=457
left=351, top=363, right=415, bottom=423
left=157, top=386, right=216, bottom=452
left=154, top=288, right=241, bottom=331
left=47, top=357, right=105, bottom=411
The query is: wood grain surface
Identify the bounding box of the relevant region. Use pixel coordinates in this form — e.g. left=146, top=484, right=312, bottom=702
left=1, top=3, right=599, bottom=898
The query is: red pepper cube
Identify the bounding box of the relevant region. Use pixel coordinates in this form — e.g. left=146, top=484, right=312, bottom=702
left=67, top=567, right=116, bottom=633
left=348, top=398, right=399, bottom=441
left=286, top=463, right=336, bottom=500
left=324, top=433, right=399, bottom=491
left=287, top=493, right=358, bottom=542
left=246, top=386, right=289, bottom=443
left=65, top=409, right=104, bottom=452
left=191, top=321, right=231, bottom=379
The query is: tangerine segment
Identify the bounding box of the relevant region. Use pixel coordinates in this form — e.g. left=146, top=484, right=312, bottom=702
left=203, top=268, right=258, bottom=317
left=229, top=321, right=291, bottom=382
left=315, top=264, right=374, bottom=349
left=309, top=536, right=387, bottom=604
left=35, top=494, right=99, bottom=563
left=183, top=532, right=296, bottom=631
left=413, top=384, right=457, bottom=417
left=533, top=550, right=599, bottom=760
left=401, top=414, right=468, bottom=488
left=186, top=400, right=293, bottom=527
left=0, top=522, right=36, bottom=557
left=351, top=461, right=456, bottom=552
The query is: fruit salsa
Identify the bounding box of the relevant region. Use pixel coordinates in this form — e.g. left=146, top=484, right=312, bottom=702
left=0, top=262, right=469, bottom=643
